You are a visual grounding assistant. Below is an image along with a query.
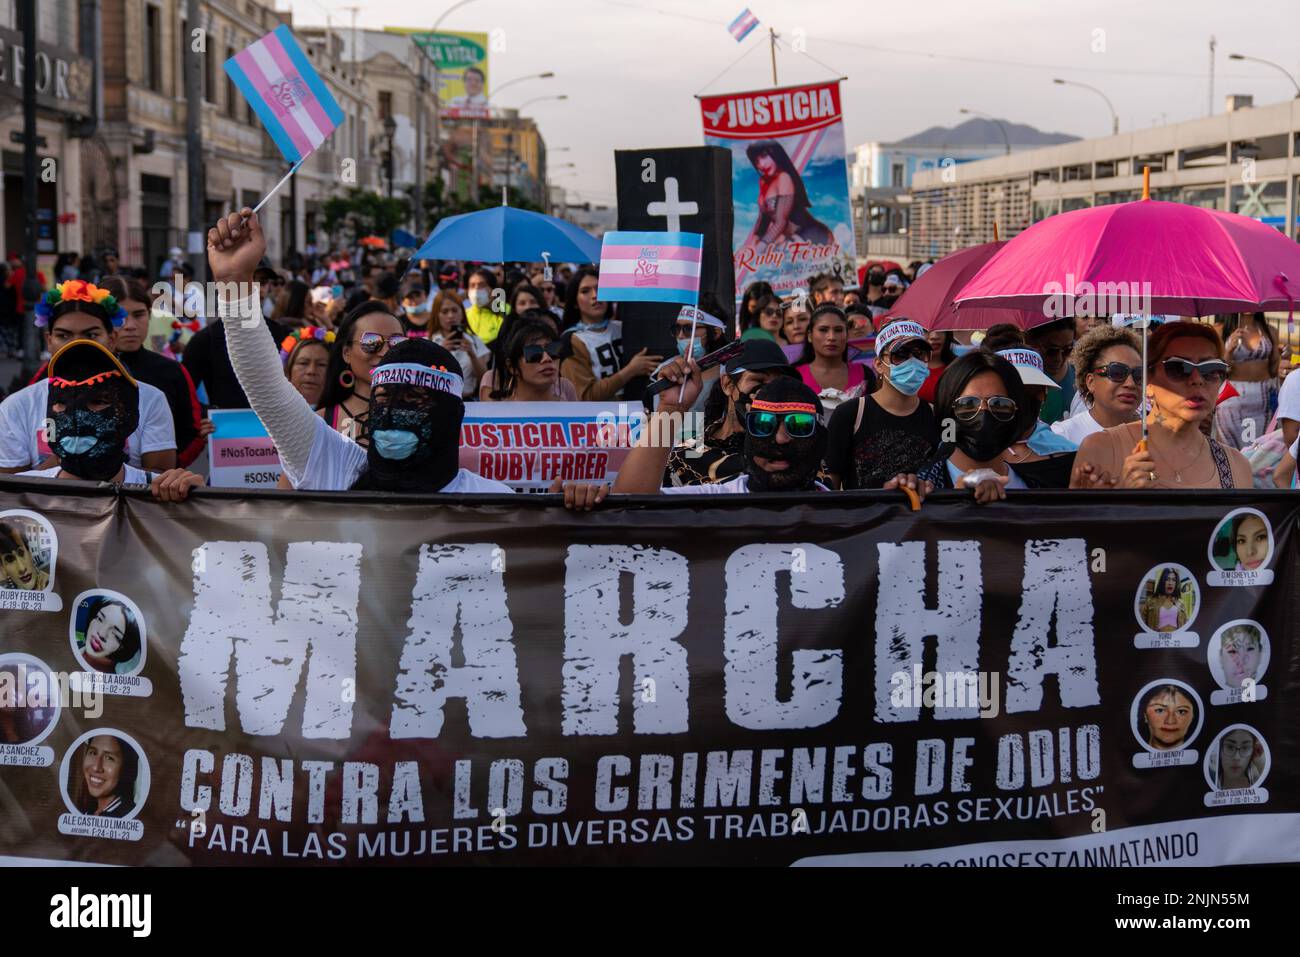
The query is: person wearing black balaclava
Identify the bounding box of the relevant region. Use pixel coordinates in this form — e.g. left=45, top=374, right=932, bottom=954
left=206, top=208, right=513, bottom=494
left=925, top=350, right=1066, bottom=503
left=560, top=359, right=835, bottom=505
left=17, top=338, right=206, bottom=499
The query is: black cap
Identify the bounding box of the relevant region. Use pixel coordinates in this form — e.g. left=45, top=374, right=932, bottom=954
left=724, top=337, right=799, bottom=378
left=253, top=258, right=279, bottom=280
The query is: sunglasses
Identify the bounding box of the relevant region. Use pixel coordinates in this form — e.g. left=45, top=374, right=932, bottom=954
left=745, top=410, right=818, bottom=438
left=1159, top=357, right=1229, bottom=385
left=1091, top=362, right=1141, bottom=384
left=889, top=343, right=933, bottom=362
left=522, top=341, right=566, bottom=363
left=1039, top=345, right=1073, bottom=360
left=356, top=332, right=407, bottom=355
left=952, top=395, right=1019, bottom=421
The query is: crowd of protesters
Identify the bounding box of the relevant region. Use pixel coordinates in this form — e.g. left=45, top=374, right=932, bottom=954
left=1, top=212, right=1297, bottom=505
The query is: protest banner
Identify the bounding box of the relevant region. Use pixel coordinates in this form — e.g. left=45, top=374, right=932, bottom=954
left=458, top=402, right=646, bottom=491
left=701, top=80, right=857, bottom=298
left=0, top=479, right=1294, bottom=866
left=206, top=409, right=283, bottom=489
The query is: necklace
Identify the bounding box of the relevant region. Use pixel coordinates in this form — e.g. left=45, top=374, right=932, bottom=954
left=1152, top=432, right=1205, bottom=484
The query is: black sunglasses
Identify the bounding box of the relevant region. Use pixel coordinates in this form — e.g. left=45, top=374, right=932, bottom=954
left=1090, top=362, right=1141, bottom=384
left=1039, top=344, right=1073, bottom=360
left=522, top=341, right=566, bottom=363
left=1159, top=357, right=1229, bottom=385
left=889, top=343, right=933, bottom=362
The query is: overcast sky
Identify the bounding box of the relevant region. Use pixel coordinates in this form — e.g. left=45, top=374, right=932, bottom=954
left=284, top=0, right=1300, bottom=205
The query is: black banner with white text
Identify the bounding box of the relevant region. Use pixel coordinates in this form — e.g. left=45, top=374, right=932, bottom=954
left=0, top=479, right=1295, bottom=866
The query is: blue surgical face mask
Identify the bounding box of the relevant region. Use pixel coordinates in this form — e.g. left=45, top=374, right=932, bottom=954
left=470, top=288, right=490, bottom=308
left=677, top=338, right=706, bottom=361
left=57, top=434, right=101, bottom=455
left=887, top=356, right=930, bottom=396
left=371, top=429, right=420, bottom=460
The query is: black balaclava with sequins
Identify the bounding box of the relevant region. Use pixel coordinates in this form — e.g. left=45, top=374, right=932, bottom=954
left=46, top=339, right=139, bottom=482
left=353, top=339, right=465, bottom=492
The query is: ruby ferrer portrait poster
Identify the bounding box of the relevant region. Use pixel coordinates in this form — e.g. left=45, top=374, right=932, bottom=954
left=701, top=80, right=856, bottom=298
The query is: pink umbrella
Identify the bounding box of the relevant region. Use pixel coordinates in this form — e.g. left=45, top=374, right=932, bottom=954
left=884, top=240, right=1041, bottom=330
left=954, top=186, right=1300, bottom=441
left=953, top=199, right=1300, bottom=321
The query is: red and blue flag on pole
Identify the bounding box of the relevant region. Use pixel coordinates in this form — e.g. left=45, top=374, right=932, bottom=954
left=224, top=26, right=345, bottom=165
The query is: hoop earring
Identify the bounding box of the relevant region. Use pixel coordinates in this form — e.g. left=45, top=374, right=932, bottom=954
left=339, top=370, right=355, bottom=389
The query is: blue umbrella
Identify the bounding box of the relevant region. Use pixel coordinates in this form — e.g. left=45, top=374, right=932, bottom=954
left=391, top=228, right=421, bottom=250
left=412, top=206, right=601, bottom=264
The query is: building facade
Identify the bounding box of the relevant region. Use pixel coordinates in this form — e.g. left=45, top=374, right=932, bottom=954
left=480, top=109, right=546, bottom=207
left=910, top=95, right=1300, bottom=261
left=0, top=0, right=95, bottom=261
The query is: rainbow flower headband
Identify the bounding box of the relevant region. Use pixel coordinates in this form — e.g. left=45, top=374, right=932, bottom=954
left=279, top=326, right=336, bottom=363
left=34, top=280, right=126, bottom=328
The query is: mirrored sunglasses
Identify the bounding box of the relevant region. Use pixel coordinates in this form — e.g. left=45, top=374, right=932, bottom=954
left=745, top=410, right=818, bottom=438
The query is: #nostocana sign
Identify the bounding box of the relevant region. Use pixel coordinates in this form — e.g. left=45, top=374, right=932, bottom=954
left=0, top=479, right=1293, bottom=866
left=207, top=409, right=283, bottom=488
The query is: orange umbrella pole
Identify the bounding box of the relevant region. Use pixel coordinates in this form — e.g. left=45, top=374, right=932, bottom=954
left=1142, top=165, right=1150, bottom=200
left=993, top=222, right=1000, bottom=242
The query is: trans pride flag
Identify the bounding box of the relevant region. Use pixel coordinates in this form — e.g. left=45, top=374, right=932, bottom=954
left=597, top=231, right=704, bottom=306
left=224, top=26, right=344, bottom=165
left=728, top=8, right=760, bottom=42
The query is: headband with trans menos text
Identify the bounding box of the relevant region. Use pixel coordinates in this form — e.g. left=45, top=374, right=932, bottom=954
left=370, top=362, right=464, bottom=397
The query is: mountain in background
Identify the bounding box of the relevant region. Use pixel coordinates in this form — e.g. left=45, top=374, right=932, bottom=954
left=892, top=118, right=1079, bottom=148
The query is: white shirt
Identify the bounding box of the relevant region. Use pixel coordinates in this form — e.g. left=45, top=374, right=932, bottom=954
left=20, top=464, right=153, bottom=484
left=1068, top=390, right=1086, bottom=418
left=1052, top=409, right=1104, bottom=445
left=663, top=474, right=829, bottom=494
left=1278, top=369, right=1300, bottom=426
left=289, top=415, right=514, bottom=493
left=0, top=378, right=176, bottom=469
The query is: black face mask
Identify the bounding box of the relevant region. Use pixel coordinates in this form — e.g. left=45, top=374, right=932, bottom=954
left=954, top=411, right=1022, bottom=464
left=744, top=424, right=827, bottom=491
left=48, top=381, right=137, bottom=481
left=876, top=293, right=899, bottom=309
left=355, top=385, right=462, bottom=492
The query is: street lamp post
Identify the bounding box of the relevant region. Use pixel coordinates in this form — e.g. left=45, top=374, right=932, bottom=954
left=1227, top=53, right=1300, bottom=97
left=959, top=108, right=1010, bottom=155
left=1052, top=78, right=1119, bottom=135
left=424, top=0, right=480, bottom=204
left=511, top=95, right=567, bottom=206
left=473, top=71, right=555, bottom=202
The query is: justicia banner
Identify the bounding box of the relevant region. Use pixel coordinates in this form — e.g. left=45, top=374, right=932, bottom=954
left=701, top=80, right=857, bottom=298
left=0, top=480, right=1295, bottom=866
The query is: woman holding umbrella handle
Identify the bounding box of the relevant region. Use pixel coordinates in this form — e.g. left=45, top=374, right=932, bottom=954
left=1071, top=322, right=1252, bottom=489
